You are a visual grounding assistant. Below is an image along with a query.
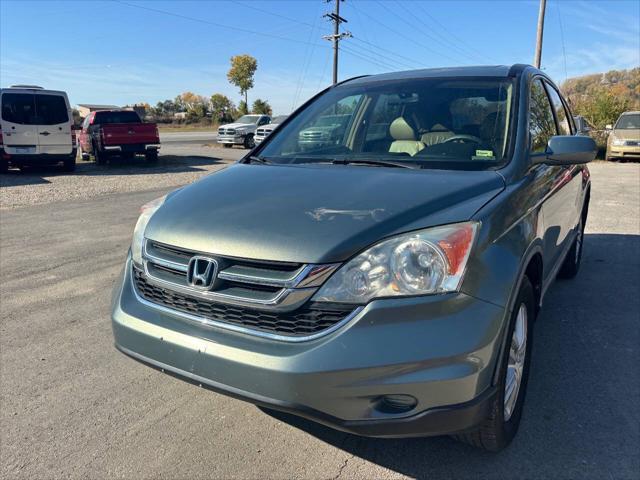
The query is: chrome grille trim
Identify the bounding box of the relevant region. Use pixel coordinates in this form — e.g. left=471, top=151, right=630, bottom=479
left=141, top=239, right=340, bottom=310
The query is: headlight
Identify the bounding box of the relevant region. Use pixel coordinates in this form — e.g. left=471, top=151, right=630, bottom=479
left=313, top=222, right=478, bottom=304
left=131, top=195, right=166, bottom=265
left=611, top=138, right=625, bottom=146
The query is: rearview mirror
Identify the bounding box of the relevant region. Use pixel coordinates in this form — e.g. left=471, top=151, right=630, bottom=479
left=537, top=136, right=597, bottom=165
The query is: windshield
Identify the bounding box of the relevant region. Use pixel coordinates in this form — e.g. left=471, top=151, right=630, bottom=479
left=615, top=113, right=640, bottom=129
left=273, top=115, right=288, bottom=124
left=258, top=78, right=514, bottom=169
left=235, top=115, right=260, bottom=124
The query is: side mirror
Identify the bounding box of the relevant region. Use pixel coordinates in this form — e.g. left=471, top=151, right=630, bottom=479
left=605, top=124, right=613, bottom=131
left=537, top=135, right=597, bottom=165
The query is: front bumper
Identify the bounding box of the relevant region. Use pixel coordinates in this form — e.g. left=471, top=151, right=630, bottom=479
left=112, top=257, right=506, bottom=438
left=607, top=144, right=640, bottom=159
left=217, top=134, right=246, bottom=145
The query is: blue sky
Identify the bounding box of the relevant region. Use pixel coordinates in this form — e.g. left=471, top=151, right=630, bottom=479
left=1, top=0, right=639, bottom=115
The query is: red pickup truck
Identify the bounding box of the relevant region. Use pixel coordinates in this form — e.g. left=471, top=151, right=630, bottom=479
left=79, top=110, right=160, bottom=164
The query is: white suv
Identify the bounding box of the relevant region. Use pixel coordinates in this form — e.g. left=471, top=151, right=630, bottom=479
left=0, top=85, right=77, bottom=173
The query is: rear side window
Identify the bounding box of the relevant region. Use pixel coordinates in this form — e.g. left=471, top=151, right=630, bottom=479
left=34, top=94, right=69, bottom=125
left=544, top=84, right=571, bottom=135
left=529, top=79, right=556, bottom=154
left=93, top=111, right=141, bottom=124
left=1, top=93, right=36, bottom=124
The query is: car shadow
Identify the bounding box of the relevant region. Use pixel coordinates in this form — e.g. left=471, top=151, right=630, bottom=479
left=258, top=233, right=640, bottom=479
left=0, top=154, right=230, bottom=187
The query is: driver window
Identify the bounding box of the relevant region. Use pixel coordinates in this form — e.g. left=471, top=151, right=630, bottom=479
left=529, top=79, right=557, bottom=154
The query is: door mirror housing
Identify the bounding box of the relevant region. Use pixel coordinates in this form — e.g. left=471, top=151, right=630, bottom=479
left=534, top=135, right=597, bottom=166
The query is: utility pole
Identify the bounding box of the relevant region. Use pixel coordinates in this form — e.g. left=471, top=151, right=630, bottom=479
left=534, top=0, right=547, bottom=68
left=323, top=0, right=351, bottom=84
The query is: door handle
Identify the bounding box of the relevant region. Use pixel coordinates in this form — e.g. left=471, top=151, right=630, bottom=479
left=40, top=131, right=51, bottom=136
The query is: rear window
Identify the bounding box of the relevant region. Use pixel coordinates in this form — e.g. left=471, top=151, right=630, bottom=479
left=93, top=111, right=141, bottom=124
left=2, top=93, right=36, bottom=124
left=34, top=94, right=69, bottom=125
left=1, top=92, right=68, bottom=125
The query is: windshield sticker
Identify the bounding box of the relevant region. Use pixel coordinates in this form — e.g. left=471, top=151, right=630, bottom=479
left=474, top=149, right=495, bottom=158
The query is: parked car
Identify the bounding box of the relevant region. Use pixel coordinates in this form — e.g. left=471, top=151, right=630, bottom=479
left=298, top=114, right=350, bottom=150
left=217, top=114, right=271, bottom=149
left=0, top=85, right=77, bottom=173
left=78, top=110, right=160, bottom=164
left=112, top=65, right=596, bottom=452
left=605, top=111, right=640, bottom=161
left=254, top=115, right=288, bottom=145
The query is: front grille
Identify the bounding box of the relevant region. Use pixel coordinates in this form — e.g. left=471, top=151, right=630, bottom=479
left=625, top=140, right=639, bottom=146
left=133, top=268, right=353, bottom=337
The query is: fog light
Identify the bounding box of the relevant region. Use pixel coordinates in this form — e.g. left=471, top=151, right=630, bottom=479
left=377, top=394, right=418, bottom=414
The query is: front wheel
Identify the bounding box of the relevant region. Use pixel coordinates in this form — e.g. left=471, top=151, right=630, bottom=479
left=223, top=143, right=233, bottom=148
left=454, top=278, right=535, bottom=452
left=243, top=134, right=255, bottom=149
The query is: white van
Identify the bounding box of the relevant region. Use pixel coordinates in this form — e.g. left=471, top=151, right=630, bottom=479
left=0, top=85, right=77, bottom=173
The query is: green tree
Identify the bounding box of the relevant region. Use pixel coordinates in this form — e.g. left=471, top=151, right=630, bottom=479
left=252, top=98, right=272, bottom=115
left=227, top=54, right=258, bottom=108
left=237, top=100, right=249, bottom=116
left=210, top=93, right=235, bottom=122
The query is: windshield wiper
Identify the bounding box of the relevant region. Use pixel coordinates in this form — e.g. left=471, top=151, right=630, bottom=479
left=245, top=155, right=272, bottom=165
left=331, top=158, right=419, bottom=170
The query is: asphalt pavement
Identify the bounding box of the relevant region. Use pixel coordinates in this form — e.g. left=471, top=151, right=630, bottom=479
left=0, top=156, right=638, bottom=479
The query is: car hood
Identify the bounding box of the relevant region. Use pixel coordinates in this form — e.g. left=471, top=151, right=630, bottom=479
left=146, top=164, right=505, bottom=264
left=612, top=128, right=640, bottom=140
left=220, top=123, right=254, bottom=129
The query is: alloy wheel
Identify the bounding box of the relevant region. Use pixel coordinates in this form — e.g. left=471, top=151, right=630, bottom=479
left=504, top=303, right=528, bottom=422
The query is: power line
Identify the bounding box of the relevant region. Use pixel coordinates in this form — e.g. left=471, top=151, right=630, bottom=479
left=410, top=1, right=496, bottom=63
left=387, top=0, right=479, bottom=64
left=292, top=1, right=324, bottom=110
left=555, top=0, right=569, bottom=83
left=349, top=0, right=456, bottom=65
left=113, top=0, right=328, bottom=50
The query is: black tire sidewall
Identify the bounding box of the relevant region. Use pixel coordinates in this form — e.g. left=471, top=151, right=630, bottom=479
left=243, top=134, right=254, bottom=149
left=495, top=277, right=536, bottom=445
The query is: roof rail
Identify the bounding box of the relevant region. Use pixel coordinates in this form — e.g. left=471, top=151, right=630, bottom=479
left=9, top=84, right=44, bottom=89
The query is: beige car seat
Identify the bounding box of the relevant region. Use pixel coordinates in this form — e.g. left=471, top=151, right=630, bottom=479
left=388, top=117, right=424, bottom=156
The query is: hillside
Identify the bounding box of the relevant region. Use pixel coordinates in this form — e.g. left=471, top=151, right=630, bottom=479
left=561, top=67, right=640, bottom=129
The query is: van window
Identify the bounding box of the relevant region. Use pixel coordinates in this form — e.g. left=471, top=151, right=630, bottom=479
left=2, top=93, right=36, bottom=125
left=34, top=94, right=69, bottom=125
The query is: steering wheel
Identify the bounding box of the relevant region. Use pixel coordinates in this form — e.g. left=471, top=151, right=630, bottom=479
left=443, top=134, right=482, bottom=144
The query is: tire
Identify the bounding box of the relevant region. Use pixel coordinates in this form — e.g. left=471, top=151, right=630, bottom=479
left=62, top=154, right=76, bottom=172
left=454, top=278, right=535, bottom=452
left=93, top=142, right=107, bottom=165
left=243, top=134, right=255, bottom=149
left=223, top=143, right=232, bottom=148
left=145, top=150, right=158, bottom=162
left=558, top=214, right=585, bottom=279
left=0, top=156, right=8, bottom=174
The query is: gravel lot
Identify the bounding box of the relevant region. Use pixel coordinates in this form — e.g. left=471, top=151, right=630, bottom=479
left=1, top=157, right=639, bottom=479
left=0, top=144, right=243, bottom=209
